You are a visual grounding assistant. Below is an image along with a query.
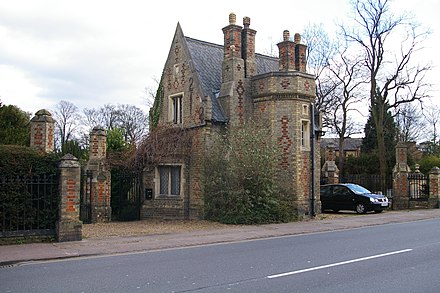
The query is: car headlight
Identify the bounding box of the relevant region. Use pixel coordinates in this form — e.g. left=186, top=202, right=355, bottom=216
left=370, top=198, right=378, bottom=203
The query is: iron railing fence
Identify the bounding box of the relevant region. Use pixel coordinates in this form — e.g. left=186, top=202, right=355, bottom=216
left=407, top=173, right=429, bottom=200
left=0, top=174, right=59, bottom=237
left=340, top=174, right=393, bottom=198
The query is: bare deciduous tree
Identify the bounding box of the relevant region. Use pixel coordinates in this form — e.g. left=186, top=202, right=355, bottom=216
left=83, top=103, right=149, bottom=145
left=53, top=100, right=81, bottom=149
left=118, top=104, right=149, bottom=143
left=302, top=23, right=339, bottom=128
left=327, top=47, right=367, bottom=175
left=395, top=102, right=424, bottom=142
left=343, top=0, right=431, bottom=177
left=421, top=104, right=440, bottom=154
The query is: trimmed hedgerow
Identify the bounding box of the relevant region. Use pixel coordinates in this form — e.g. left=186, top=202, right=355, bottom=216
left=0, top=145, right=60, bottom=176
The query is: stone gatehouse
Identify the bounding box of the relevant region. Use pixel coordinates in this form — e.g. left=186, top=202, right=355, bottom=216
left=142, top=13, right=322, bottom=220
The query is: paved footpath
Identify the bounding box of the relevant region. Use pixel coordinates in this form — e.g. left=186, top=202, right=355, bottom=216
left=1, top=209, right=440, bottom=266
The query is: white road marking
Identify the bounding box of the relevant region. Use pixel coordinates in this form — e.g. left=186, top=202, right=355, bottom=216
left=267, top=248, right=413, bottom=279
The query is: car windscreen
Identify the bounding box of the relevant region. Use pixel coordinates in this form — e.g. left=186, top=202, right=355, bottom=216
left=346, top=184, right=371, bottom=195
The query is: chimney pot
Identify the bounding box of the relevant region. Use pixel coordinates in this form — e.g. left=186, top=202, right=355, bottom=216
left=243, top=16, right=250, bottom=28
left=229, top=13, right=236, bottom=25
left=294, top=33, right=301, bottom=43
left=283, top=30, right=290, bottom=41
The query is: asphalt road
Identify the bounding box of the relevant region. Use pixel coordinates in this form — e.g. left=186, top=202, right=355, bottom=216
left=1, top=218, right=440, bottom=292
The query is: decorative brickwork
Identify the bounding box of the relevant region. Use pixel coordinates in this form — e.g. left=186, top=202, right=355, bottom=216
left=236, top=80, right=245, bottom=123
left=279, top=115, right=292, bottom=169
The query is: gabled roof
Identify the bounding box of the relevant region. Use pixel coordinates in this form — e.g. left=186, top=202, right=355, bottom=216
left=185, top=36, right=279, bottom=123
left=185, top=38, right=223, bottom=103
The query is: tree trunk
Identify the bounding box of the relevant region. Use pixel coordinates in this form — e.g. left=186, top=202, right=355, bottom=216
left=338, top=136, right=345, bottom=176
left=373, top=97, right=388, bottom=190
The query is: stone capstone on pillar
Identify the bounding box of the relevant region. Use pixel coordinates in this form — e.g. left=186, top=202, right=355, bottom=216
left=30, top=109, right=55, bottom=153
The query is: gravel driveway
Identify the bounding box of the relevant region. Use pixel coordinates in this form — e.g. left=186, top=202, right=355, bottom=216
left=82, top=214, right=349, bottom=239
left=82, top=219, right=235, bottom=238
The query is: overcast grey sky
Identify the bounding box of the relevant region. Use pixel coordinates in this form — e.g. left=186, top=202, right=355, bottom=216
left=0, top=0, right=438, bottom=116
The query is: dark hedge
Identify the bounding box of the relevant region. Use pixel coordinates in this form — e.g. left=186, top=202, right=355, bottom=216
left=0, top=145, right=60, bottom=176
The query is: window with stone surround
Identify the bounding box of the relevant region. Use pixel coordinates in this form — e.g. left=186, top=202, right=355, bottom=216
left=301, top=120, right=310, bottom=150
left=169, top=94, right=183, bottom=124
left=157, top=165, right=181, bottom=197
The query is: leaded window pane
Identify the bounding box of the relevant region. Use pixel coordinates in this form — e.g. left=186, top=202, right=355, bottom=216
left=159, top=167, right=169, bottom=195
left=171, top=166, right=181, bottom=195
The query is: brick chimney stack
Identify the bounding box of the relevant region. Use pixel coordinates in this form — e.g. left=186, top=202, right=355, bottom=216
left=277, top=30, right=308, bottom=73
left=241, top=16, right=256, bottom=77
left=223, top=13, right=242, bottom=60
left=221, top=13, right=245, bottom=82
left=277, top=30, right=295, bottom=71
left=294, top=33, right=307, bottom=72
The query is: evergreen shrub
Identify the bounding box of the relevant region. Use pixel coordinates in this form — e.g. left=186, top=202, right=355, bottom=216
left=203, top=121, right=296, bottom=225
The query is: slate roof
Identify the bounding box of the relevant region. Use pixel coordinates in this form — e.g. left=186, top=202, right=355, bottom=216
left=185, top=37, right=278, bottom=123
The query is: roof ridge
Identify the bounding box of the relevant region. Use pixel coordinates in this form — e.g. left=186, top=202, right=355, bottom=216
left=185, top=36, right=278, bottom=60
left=185, top=36, right=223, bottom=49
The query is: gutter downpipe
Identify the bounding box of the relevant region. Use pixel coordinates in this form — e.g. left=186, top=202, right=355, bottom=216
left=310, top=104, right=316, bottom=217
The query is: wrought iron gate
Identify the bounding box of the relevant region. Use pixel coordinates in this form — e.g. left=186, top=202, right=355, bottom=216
left=80, top=170, right=93, bottom=224
left=408, top=172, right=429, bottom=200
left=111, top=170, right=142, bottom=221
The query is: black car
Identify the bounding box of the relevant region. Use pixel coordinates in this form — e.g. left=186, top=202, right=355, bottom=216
left=320, top=183, right=390, bottom=214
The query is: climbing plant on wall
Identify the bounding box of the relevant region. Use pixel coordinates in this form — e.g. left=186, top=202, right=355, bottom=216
left=149, top=74, right=164, bottom=130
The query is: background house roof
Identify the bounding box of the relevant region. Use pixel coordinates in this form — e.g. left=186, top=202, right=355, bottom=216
left=185, top=36, right=278, bottom=123
left=320, top=137, right=363, bottom=151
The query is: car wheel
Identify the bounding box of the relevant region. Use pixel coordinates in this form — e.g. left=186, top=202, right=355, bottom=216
left=374, top=210, right=383, bottom=213
left=355, top=203, right=366, bottom=214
